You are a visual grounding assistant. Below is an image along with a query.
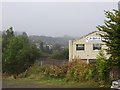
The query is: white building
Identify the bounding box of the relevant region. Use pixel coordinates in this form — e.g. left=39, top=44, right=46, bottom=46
left=69, top=30, right=107, bottom=64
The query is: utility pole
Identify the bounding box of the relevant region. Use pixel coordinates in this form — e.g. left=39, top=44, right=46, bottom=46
left=118, top=1, right=120, bottom=10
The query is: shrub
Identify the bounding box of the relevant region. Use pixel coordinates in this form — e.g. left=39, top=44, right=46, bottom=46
left=65, top=59, right=93, bottom=82
left=19, top=59, right=94, bottom=82
left=23, top=64, right=67, bottom=79
left=96, top=50, right=109, bottom=82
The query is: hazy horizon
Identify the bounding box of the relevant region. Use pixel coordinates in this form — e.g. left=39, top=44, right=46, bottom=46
left=2, top=2, right=118, bottom=37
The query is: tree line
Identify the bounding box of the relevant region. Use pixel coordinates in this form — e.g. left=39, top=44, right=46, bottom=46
left=2, top=27, right=69, bottom=75
left=2, top=27, right=41, bottom=75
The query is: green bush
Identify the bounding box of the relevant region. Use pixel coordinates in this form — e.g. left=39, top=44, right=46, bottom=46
left=96, top=50, right=109, bottom=82
left=65, top=59, right=93, bottom=82
left=24, top=64, right=66, bottom=79
left=19, top=59, right=94, bottom=82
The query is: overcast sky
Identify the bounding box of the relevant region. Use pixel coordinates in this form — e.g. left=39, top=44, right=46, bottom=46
left=2, top=2, right=118, bottom=37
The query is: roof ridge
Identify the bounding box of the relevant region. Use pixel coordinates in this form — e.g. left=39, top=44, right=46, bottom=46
left=73, top=30, right=99, bottom=42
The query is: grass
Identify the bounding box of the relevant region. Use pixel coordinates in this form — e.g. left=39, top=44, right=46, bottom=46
left=37, top=77, right=100, bottom=88
left=3, top=75, right=101, bottom=88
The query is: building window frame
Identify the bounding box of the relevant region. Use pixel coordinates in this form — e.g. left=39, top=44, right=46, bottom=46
left=76, top=44, right=85, bottom=50
left=93, top=44, right=101, bottom=50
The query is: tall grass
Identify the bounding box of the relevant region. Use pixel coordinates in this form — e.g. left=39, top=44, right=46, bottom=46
left=20, top=59, right=94, bottom=82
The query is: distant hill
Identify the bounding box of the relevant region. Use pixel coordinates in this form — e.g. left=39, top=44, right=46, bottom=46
left=1, top=30, right=75, bottom=47
left=29, top=35, right=75, bottom=47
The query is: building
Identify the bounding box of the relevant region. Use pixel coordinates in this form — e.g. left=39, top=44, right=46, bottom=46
left=69, top=30, right=107, bottom=64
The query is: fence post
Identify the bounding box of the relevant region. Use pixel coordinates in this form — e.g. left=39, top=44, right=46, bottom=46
left=41, top=60, right=43, bottom=66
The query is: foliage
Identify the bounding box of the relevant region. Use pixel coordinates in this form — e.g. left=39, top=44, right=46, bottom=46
left=96, top=50, right=109, bottom=82
left=13, top=59, right=111, bottom=87
left=2, top=27, right=41, bottom=75
left=97, top=9, right=120, bottom=66
left=65, top=60, right=93, bottom=82
left=2, top=27, right=15, bottom=53
left=51, top=48, right=69, bottom=59
left=25, top=64, right=67, bottom=79
left=24, top=59, right=94, bottom=82
left=23, top=59, right=93, bottom=80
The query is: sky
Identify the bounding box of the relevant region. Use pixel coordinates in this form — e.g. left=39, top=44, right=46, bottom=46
left=2, top=1, right=119, bottom=37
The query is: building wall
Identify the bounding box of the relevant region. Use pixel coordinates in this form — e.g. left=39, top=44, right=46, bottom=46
left=69, top=31, right=107, bottom=63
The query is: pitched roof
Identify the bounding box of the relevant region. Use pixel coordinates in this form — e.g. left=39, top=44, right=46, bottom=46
left=72, top=30, right=99, bottom=42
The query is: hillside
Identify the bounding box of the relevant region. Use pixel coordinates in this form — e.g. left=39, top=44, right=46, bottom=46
left=29, top=35, right=75, bottom=47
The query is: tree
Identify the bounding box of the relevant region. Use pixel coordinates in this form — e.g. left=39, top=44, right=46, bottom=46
left=51, top=48, right=69, bottom=60
left=2, top=27, right=15, bottom=52
left=96, top=50, right=108, bottom=81
left=53, top=44, right=61, bottom=51
left=2, top=28, right=41, bottom=75
left=97, top=9, right=120, bottom=66
left=40, top=41, right=44, bottom=51
left=97, top=9, right=120, bottom=80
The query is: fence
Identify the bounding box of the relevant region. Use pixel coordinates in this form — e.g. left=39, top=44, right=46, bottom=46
left=35, top=58, right=68, bottom=66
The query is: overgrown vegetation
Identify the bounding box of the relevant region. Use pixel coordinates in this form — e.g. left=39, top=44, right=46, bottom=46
left=2, top=27, right=41, bottom=75
left=3, top=59, right=110, bottom=87
left=65, top=61, right=93, bottom=82
left=96, top=50, right=109, bottom=81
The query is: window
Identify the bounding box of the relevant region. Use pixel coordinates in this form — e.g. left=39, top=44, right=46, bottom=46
left=76, top=44, right=84, bottom=50
left=93, top=44, right=101, bottom=50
